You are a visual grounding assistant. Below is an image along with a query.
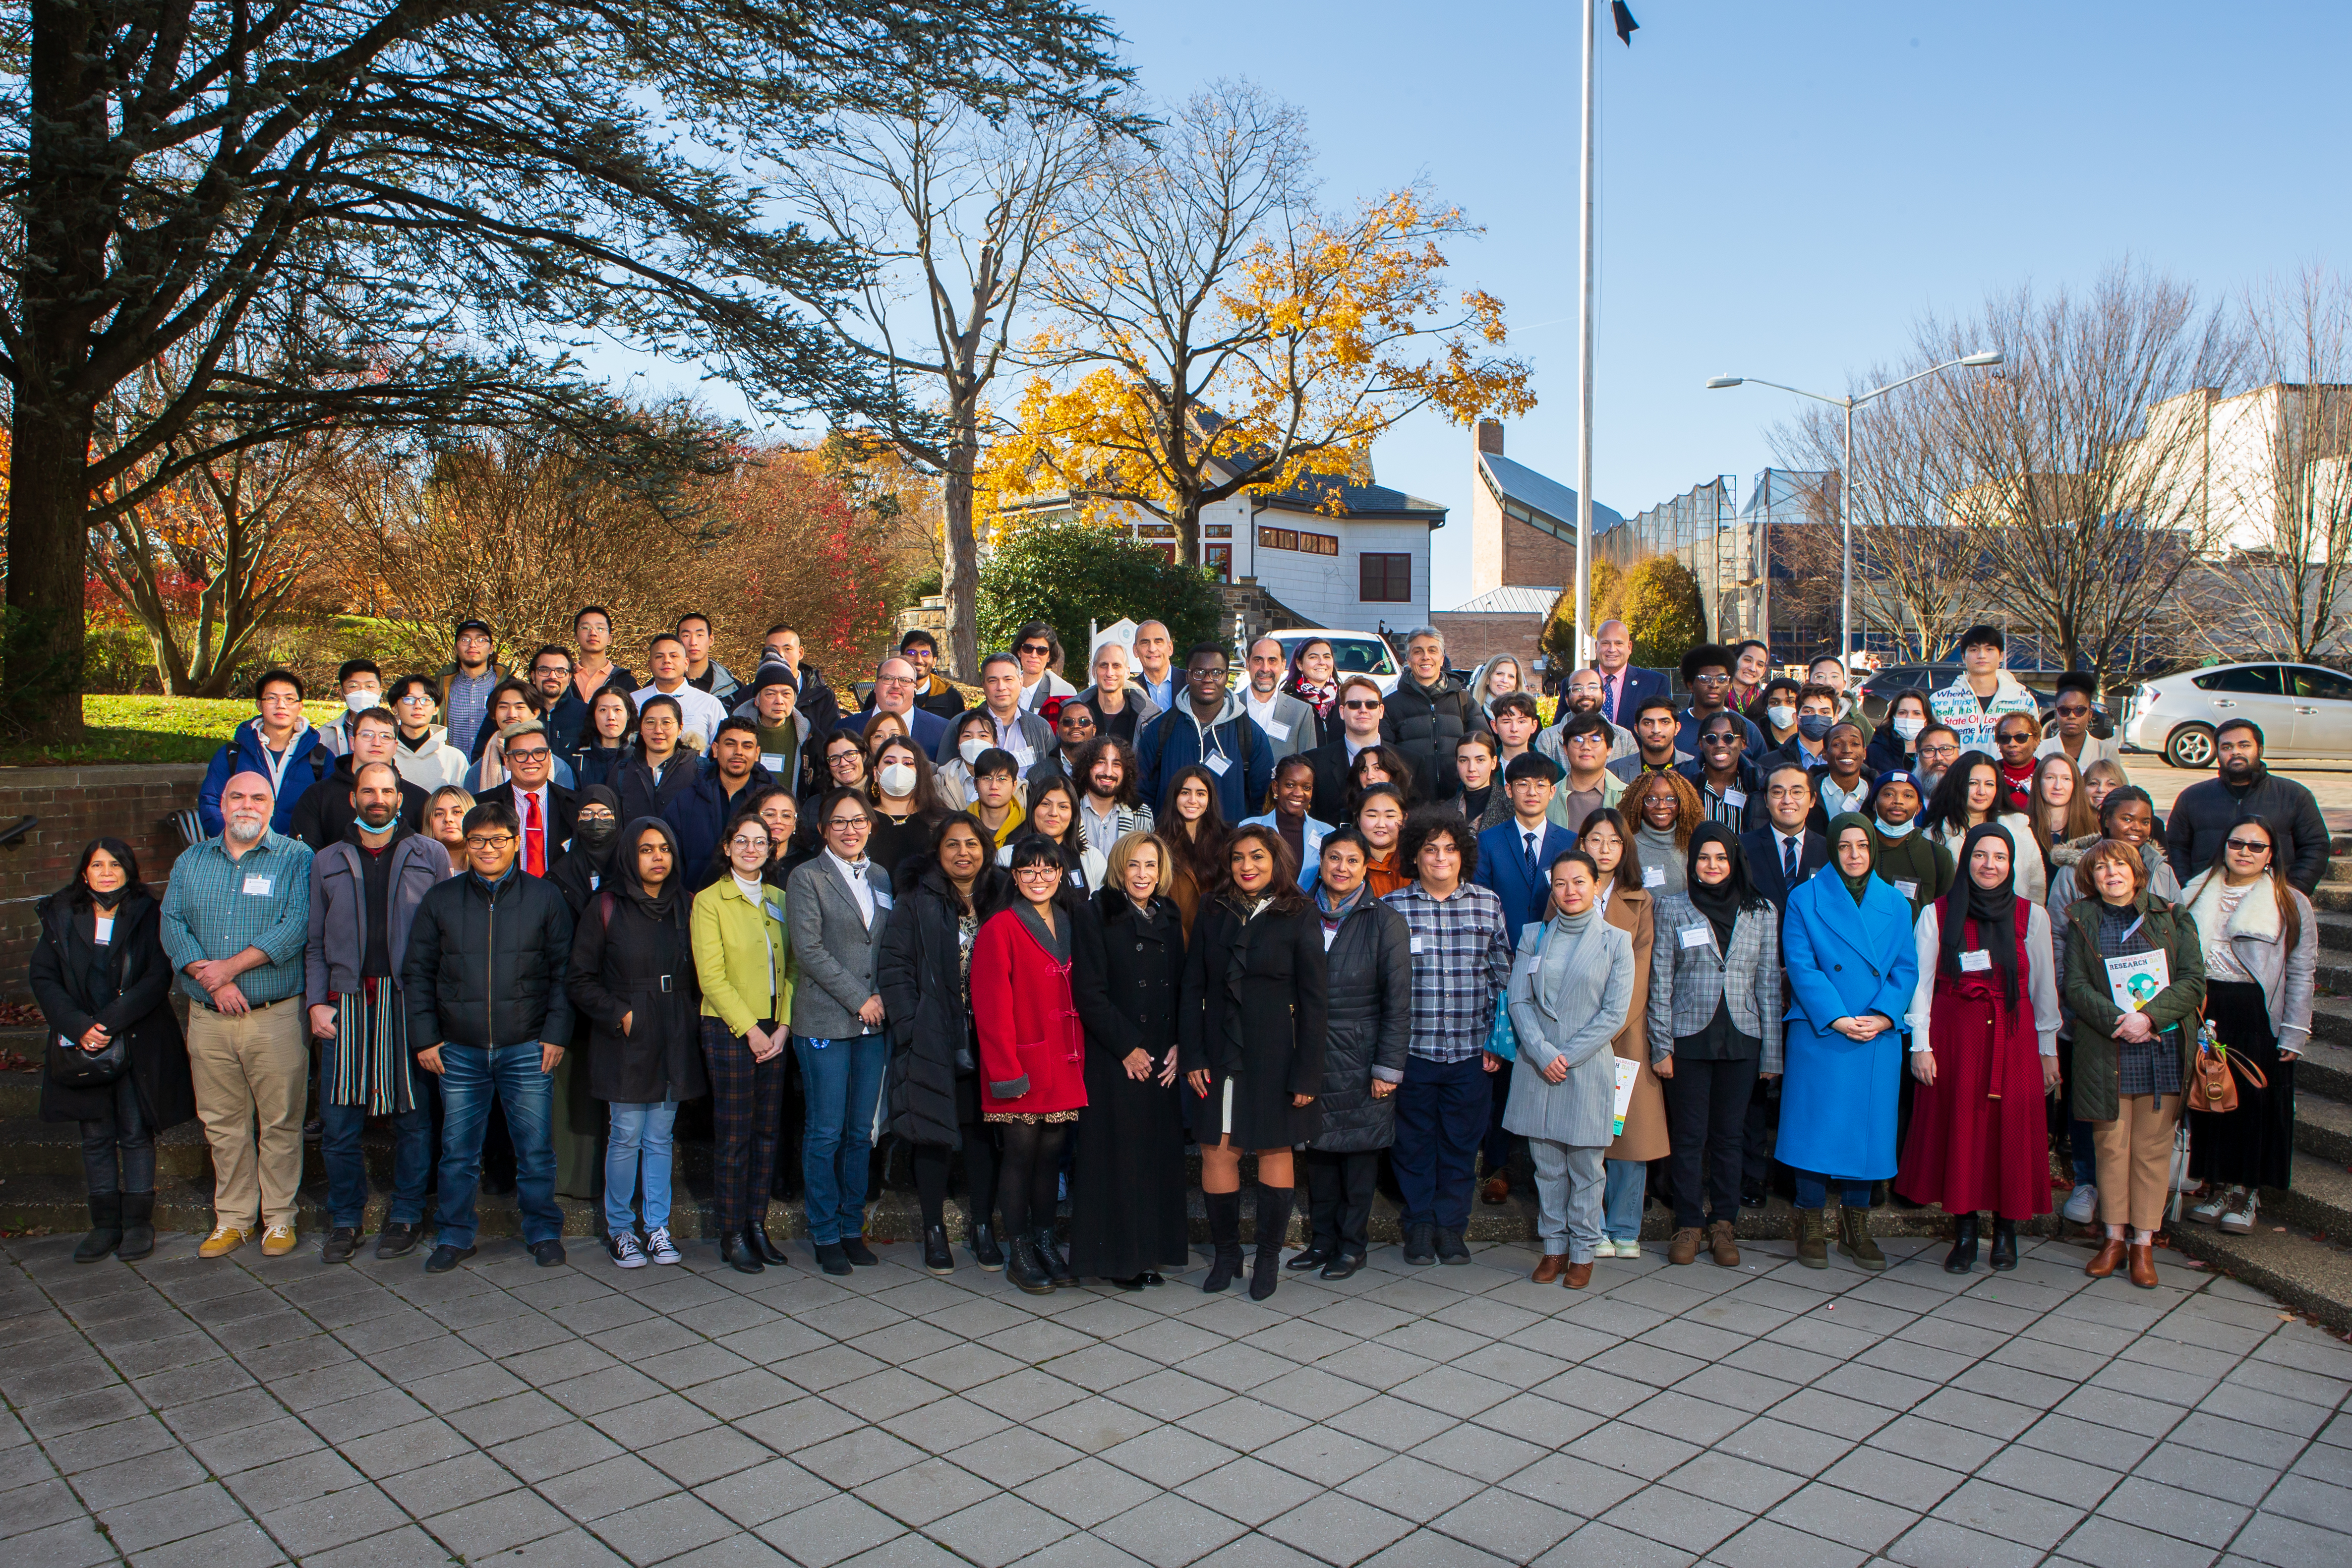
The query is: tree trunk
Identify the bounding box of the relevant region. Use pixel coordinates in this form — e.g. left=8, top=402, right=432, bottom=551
left=3, top=403, right=95, bottom=741
left=943, top=419, right=981, bottom=680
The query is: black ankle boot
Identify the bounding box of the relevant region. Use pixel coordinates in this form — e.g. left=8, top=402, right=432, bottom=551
left=1006, top=1234, right=1055, bottom=1294
left=1989, top=1218, right=2018, bottom=1272
left=117, top=1193, right=155, bottom=1262
left=747, top=1217, right=789, bottom=1266
left=1943, top=1212, right=1980, bottom=1275
left=75, top=1194, right=123, bottom=1263
left=1202, top=1191, right=1244, bottom=1292
left=922, top=1225, right=954, bottom=1276
left=1250, top=1186, right=1294, bottom=1302
left=1035, top=1227, right=1076, bottom=1286
left=720, top=1230, right=765, bottom=1274
left=969, top=1220, right=1004, bottom=1272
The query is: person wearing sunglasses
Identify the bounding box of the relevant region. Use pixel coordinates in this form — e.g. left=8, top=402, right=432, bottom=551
left=1010, top=620, right=1078, bottom=713
left=1301, top=673, right=1394, bottom=826
left=1674, top=643, right=1766, bottom=760
left=2035, top=673, right=2117, bottom=770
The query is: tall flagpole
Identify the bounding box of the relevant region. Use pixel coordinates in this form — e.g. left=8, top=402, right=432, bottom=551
left=1573, top=0, right=1596, bottom=667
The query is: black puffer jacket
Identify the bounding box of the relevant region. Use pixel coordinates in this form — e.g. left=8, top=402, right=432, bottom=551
left=402, top=866, right=576, bottom=1051
left=1306, top=893, right=1412, bottom=1153
left=878, top=861, right=976, bottom=1150
left=1382, top=673, right=1476, bottom=800
left=564, top=821, right=707, bottom=1104
left=2164, top=767, right=2331, bottom=894
left=31, top=890, right=196, bottom=1130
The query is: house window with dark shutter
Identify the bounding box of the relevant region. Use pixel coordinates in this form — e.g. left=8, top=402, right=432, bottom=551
left=1359, top=552, right=1412, bottom=602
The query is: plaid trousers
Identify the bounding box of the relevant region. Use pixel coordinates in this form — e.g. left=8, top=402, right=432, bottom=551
left=701, top=1018, right=787, bottom=1232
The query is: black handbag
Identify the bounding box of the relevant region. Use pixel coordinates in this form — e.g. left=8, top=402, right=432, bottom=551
left=46, top=1029, right=129, bottom=1089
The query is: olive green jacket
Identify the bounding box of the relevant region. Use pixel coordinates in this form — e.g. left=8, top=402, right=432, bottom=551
left=2059, top=892, right=2206, bottom=1122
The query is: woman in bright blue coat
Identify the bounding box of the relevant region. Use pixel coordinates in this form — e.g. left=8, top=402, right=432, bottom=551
left=1780, top=813, right=1918, bottom=1273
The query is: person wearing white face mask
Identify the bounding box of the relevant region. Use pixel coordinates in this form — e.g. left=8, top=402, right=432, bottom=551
left=865, top=736, right=945, bottom=877
left=1869, top=690, right=1934, bottom=775
left=936, top=710, right=1004, bottom=812
left=318, top=659, right=386, bottom=758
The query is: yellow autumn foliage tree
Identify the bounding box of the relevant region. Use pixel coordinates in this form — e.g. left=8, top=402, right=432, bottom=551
left=979, top=84, right=1533, bottom=559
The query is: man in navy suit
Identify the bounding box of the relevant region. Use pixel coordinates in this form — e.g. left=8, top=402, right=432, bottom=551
left=1472, top=753, right=1574, bottom=1205
left=1734, top=759, right=1825, bottom=1209
left=1592, top=619, right=1668, bottom=730
left=839, top=654, right=949, bottom=755
left=1476, top=754, right=1575, bottom=931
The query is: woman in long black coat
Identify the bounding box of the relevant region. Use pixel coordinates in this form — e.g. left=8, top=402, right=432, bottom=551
left=566, top=818, right=707, bottom=1266
left=1068, top=831, right=1192, bottom=1288
left=1289, top=826, right=1412, bottom=1281
left=879, top=814, right=1007, bottom=1276
left=1180, top=823, right=1330, bottom=1300
left=31, top=838, right=194, bottom=1263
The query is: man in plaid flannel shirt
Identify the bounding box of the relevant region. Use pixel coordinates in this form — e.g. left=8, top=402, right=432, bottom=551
left=1384, top=807, right=1515, bottom=1266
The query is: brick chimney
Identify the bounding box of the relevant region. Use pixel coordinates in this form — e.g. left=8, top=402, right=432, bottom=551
left=1476, top=419, right=1505, bottom=456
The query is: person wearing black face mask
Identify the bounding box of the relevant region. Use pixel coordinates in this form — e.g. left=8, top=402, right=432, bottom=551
left=1772, top=683, right=1841, bottom=772
left=547, top=786, right=625, bottom=1200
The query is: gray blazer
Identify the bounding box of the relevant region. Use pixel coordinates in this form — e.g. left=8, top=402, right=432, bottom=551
left=1240, top=691, right=1320, bottom=762
left=1503, top=914, right=1636, bottom=1147
left=786, top=853, right=892, bottom=1041
left=1646, top=891, right=1783, bottom=1072
left=304, top=834, right=454, bottom=1008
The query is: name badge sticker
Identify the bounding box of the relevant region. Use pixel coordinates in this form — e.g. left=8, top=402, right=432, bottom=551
left=1680, top=925, right=1713, bottom=949
left=588, top=873, right=600, bottom=891
left=1722, top=789, right=1748, bottom=809
left=1410, top=936, right=1425, bottom=955
left=1262, top=719, right=1292, bottom=741
left=874, top=890, right=894, bottom=910
left=1959, top=949, right=1992, bottom=972
left=1643, top=867, right=1666, bottom=888
left=1895, top=878, right=1919, bottom=900
left=761, top=752, right=785, bottom=775
left=1204, top=753, right=1232, bottom=776
left=241, top=874, right=273, bottom=897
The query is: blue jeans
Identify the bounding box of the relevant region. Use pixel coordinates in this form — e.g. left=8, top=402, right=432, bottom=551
left=1392, top=1054, right=1493, bottom=1231
left=321, top=1101, right=433, bottom=1228
left=433, top=1043, right=561, bottom=1249
left=1602, top=1158, right=1647, bottom=1243
left=1792, top=1171, right=1872, bottom=1210
left=797, top=1035, right=888, bottom=1245
left=605, top=1100, right=679, bottom=1235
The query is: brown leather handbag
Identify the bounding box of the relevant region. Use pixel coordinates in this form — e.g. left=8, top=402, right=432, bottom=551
left=2186, top=1019, right=2268, bottom=1115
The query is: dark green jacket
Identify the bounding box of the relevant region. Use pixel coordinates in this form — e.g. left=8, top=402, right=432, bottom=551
left=2060, top=892, right=2206, bottom=1122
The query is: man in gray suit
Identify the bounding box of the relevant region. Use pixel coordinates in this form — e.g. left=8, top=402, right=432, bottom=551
left=787, top=789, right=895, bottom=1276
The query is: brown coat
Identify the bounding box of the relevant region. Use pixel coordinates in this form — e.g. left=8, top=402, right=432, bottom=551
left=1601, top=883, right=1668, bottom=1161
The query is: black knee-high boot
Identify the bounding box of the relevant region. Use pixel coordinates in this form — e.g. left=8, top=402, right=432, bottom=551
left=1250, top=1186, right=1294, bottom=1302
left=1202, top=1191, right=1244, bottom=1292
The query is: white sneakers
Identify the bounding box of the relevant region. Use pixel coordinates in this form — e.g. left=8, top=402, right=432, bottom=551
left=2186, top=1188, right=2231, bottom=1226
left=1614, top=1239, right=1641, bottom=1259
left=2218, top=1191, right=2259, bottom=1234
left=610, top=1232, right=647, bottom=1269
left=1592, top=1238, right=1617, bottom=1258
left=645, top=1227, right=682, bottom=1266
left=2063, top=1184, right=2099, bottom=1224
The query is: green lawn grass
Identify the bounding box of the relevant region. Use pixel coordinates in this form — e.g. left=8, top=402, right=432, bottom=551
left=0, top=697, right=344, bottom=767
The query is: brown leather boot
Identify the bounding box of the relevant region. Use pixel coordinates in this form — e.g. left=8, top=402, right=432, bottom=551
left=2126, top=1241, right=2159, bottom=1289
left=1532, top=1253, right=1567, bottom=1283
left=1707, top=1220, right=1741, bottom=1267
left=2085, top=1236, right=2127, bottom=1278
left=1792, top=1209, right=1828, bottom=1269
left=1668, top=1226, right=1702, bottom=1265
left=1563, top=1260, right=1593, bottom=1289
left=1836, top=1205, right=1886, bottom=1272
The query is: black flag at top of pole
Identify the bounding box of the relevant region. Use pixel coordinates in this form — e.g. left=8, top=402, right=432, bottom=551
left=1612, top=0, right=1639, bottom=44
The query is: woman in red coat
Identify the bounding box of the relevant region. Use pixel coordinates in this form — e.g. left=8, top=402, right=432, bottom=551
left=972, top=835, right=1090, bottom=1293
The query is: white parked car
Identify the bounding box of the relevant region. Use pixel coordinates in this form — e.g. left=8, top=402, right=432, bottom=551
left=1265, top=629, right=1403, bottom=696
left=2124, top=660, right=2352, bottom=766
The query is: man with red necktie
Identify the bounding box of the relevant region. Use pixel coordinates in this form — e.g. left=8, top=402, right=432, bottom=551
left=477, top=720, right=578, bottom=874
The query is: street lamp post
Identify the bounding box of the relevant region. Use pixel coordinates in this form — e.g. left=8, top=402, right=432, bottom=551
left=1707, top=351, right=2002, bottom=667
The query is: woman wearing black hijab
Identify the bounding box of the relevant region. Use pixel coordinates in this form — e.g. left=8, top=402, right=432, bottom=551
left=1645, top=823, right=1782, bottom=1269
left=545, top=784, right=625, bottom=1198
left=1896, top=821, right=2063, bottom=1273
left=566, top=818, right=706, bottom=1267
left=31, top=838, right=194, bottom=1262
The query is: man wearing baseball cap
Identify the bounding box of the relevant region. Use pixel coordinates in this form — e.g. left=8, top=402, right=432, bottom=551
left=440, top=620, right=504, bottom=758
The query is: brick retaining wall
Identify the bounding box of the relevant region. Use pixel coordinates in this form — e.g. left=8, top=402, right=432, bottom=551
left=0, top=765, right=206, bottom=996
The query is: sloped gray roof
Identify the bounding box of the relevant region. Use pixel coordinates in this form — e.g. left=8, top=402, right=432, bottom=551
left=1479, top=452, right=1624, bottom=536
left=1258, top=474, right=1447, bottom=521
left=1439, top=586, right=1561, bottom=615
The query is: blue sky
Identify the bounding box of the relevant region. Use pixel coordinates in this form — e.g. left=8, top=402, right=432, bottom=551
left=601, top=2, right=2351, bottom=612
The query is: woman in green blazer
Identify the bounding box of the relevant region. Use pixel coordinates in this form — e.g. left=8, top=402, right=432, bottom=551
left=2060, top=837, right=2205, bottom=1289
left=693, top=806, right=797, bottom=1273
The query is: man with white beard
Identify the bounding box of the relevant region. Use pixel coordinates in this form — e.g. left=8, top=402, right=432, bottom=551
left=161, top=771, right=317, bottom=1259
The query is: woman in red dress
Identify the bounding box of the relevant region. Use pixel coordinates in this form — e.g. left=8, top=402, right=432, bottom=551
left=1897, top=822, right=2064, bottom=1274
left=971, top=837, right=1090, bottom=1294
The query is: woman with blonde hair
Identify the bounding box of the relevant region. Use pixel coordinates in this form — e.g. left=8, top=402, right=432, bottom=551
left=2028, top=752, right=2099, bottom=860
left=1470, top=655, right=1528, bottom=721
left=2080, top=757, right=2130, bottom=814
left=424, top=785, right=476, bottom=873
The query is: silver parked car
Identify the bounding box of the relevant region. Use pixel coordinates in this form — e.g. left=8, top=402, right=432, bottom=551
left=2123, top=660, right=2352, bottom=767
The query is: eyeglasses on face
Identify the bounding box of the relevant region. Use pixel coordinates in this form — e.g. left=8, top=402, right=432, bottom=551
left=465, top=833, right=516, bottom=849
left=2224, top=837, right=2271, bottom=854
left=1690, top=673, right=1730, bottom=686
left=1018, top=643, right=1051, bottom=657
left=729, top=835, right=771, bottom=851
left=825, top=815, right=868, bottom=830
left=1342, top=698, right=1382, bottom=710
left=506, top=747, right=551, bottom=762
left=2056, top=703, right=2091, bottom=716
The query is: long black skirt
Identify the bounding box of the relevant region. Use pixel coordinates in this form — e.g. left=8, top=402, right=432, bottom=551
left=2187, top=979, right=2296, bottom=1191
left=1068, top=1048, right=1191, bottom=1278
